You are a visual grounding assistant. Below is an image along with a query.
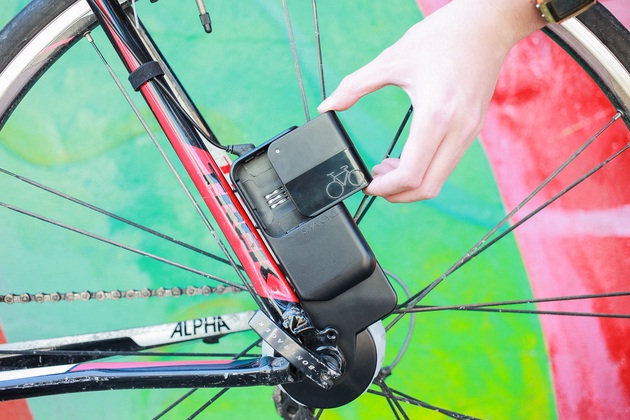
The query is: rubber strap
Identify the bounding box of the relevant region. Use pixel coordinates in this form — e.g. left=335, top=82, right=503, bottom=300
left=128, top=61, right=164, bottom=91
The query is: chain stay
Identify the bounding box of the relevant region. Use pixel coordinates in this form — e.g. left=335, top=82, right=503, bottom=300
left=1, top=284, right=242, bottom=305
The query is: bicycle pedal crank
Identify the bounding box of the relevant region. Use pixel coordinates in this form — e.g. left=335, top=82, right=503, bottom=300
left=250, top=311, right=342, bottom=389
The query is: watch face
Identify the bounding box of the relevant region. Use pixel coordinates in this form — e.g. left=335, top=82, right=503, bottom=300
left=538, top=0, right=597, bottom=23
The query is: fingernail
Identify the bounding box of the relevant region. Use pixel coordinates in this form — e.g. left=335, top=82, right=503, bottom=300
left=318, top=97, right=332, bottom=112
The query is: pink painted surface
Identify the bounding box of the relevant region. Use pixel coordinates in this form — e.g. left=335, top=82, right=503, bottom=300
left=69, top=360, right=231, bottom=372
left=485, top=30, right=630, bottom=418
left=416, top=0, right=630, bottom=417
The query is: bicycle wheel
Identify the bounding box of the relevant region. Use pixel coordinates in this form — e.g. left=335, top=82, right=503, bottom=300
left=347, top=169, right=365, bottom=187
left=0, top=0, right=629, bottom=419
left=325, top=181, right=344, bottom=199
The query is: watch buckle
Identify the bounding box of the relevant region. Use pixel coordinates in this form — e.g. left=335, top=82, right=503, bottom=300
left=537, top=0, right=597, bottom=24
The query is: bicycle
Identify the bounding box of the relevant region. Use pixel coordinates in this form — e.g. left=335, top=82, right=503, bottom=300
left=325, top=166, right=365, bottom=200
left=0, top=0, right=629, bottom=419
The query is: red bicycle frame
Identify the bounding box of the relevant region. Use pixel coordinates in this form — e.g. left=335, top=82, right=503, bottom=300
left=89, top=0, right=298, bottom=307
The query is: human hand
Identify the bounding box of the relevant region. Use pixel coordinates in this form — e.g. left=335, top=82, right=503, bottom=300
left=318, top=0, right=545, bottom=202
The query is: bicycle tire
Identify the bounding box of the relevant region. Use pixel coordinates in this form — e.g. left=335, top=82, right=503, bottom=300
left=0, top=0, right=629, bottom=418
left=0, top=0, right=108, bottom=128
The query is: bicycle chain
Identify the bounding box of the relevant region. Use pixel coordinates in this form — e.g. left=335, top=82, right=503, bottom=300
left=1, top=284, right=242, bottom=305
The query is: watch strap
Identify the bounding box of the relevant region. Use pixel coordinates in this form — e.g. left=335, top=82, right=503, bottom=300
left=537, top=0, right=597, bottom=24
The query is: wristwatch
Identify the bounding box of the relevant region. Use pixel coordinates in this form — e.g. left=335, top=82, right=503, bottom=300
left=536, top=0, right=597, bottom=24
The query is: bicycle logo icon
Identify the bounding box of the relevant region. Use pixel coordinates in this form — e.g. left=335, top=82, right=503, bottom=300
left=325, top=165, right=365, bottom=199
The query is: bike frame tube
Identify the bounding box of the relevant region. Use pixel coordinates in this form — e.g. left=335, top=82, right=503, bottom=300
left=0, top=310, right=257, bottom=369
left=0, top=357, right=298, bottom=400
left=86, top=0, right=298, bottom=305
left=0, top=308, right=304, bottom=399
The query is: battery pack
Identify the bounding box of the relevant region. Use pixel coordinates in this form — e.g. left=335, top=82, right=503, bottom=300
left=230, top=112, right=394, bottom=309
left=267, top=112, right=371, bottom=217
left=231, top=112, right=396, bottom=409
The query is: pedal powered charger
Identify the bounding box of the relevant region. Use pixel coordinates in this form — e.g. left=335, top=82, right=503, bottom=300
left=230, top=112, right=397, bottom=408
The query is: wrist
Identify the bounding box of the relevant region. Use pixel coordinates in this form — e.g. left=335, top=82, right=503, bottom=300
left=467, top=0, right=546, bottom=47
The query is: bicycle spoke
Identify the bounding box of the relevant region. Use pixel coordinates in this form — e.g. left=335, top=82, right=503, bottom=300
left=153, top=339, right=262, bottom=418
left=189, top=339, right=262, bottom=416
left=0, top=166, right=241, bottom=269
left=375, top=378, right=408, bottom=420
left=0, top=201, right=245, bottom=291
left=398, top=290, right=630, bottom=315
left=188, top=388, right=229, bottom=419
left=354, top=105, right=413, bottom=224
left=388, top=111, right=625, bottom=330
left=311, top=0, right=325, bottom=101
left=153, top=389, right=198, bottom=420
left=281, top=0, right=310, bottom=122
left=369, top=386, right=481, bottom=420
left=438, top=307, right=630, bottom=318
left=382, top=270, right=415, bottom=372
left=404, top=290, right=630, bottom=319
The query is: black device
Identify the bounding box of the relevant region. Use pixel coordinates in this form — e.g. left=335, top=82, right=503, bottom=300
left=266, top=112, right=371, bottom=217
left=230, top=111, right=397, bottom=407
left=230, top=112, right=392, bottom=302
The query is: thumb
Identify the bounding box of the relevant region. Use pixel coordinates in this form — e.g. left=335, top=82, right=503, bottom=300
left=318, top=56, right=391, bottom=113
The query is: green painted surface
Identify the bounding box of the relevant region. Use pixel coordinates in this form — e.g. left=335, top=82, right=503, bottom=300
left=0, top=1, right=555, bottom=418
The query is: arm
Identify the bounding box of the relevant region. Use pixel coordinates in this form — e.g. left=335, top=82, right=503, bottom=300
left=318, top=0, right=546, bottom=202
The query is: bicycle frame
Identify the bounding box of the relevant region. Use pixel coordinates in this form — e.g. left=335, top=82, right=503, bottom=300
left=95, top=0, right=299, bottom=307
left=0, top=0, right=305, bottom=398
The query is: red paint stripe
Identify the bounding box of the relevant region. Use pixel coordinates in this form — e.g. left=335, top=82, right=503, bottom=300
left=70, top=359, right=228, bottom=372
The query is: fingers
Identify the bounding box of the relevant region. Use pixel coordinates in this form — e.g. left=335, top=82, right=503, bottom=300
left=317, top=53, right=393, bottom=113
left=364, top=104, right=481, bottom=203
left=364, top=107, right=448, bottom=200
left=316, top=14, right=489, bottom=203
left=371, top=158, right=399, bottom=177
left=375, top=134, right=470, bottom=202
